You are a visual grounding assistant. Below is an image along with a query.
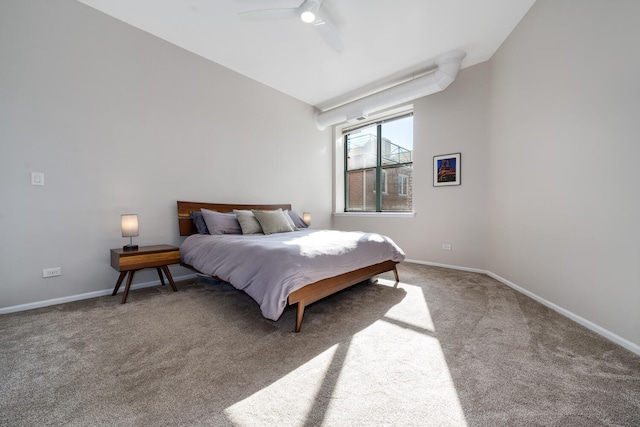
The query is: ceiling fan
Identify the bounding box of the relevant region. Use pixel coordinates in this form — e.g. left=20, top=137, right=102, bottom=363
left=239, top=0, right=344, bottom=52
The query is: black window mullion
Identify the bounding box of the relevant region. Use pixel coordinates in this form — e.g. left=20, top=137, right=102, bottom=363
left=344, top=134, right=348, bottom=212
left=375, top=123, right=382, bottom=212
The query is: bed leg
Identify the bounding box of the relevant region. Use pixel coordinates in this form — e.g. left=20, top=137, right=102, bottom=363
left=295, top=302, right=305, bottom=333
left=393, top=265, right=399, bottom=282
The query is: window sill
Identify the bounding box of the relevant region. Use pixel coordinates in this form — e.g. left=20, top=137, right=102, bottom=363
left=333, top=212, right=416, bottom=218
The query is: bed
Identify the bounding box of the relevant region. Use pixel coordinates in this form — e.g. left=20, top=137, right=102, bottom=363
left=177, top=201, right=405, bottom=332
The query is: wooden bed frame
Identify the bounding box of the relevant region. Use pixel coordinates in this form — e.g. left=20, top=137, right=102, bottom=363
left=177, top=201, right=399, bottom=332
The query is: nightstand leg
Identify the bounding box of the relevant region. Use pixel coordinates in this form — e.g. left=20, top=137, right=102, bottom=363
left=112, top=272, right=127, bottom=296
left=161, top=266, right=178, bottom=292
left=156, top=268, right=166, bottom=286
left=121, top=270, right=137, bottom=304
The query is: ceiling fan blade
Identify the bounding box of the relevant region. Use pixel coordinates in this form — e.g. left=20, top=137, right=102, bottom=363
left=314, top=17, right=343, bottom=52
left=239, top=8, right=298, bottom=20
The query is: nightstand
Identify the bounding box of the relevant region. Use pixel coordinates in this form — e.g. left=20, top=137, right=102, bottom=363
left=110, top=244, right=180, bottom=304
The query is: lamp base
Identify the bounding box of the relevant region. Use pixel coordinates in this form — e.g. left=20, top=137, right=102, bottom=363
left=122, top=244, right=139, bottom=251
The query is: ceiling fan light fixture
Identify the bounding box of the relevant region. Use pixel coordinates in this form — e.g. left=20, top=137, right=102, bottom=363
left=240, top=0, right=342, bottom=52
left=300, top=0, right=320, bottom=24
left=300, top=10, right=316, bottom=23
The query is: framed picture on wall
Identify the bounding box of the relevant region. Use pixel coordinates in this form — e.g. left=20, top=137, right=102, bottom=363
left=433, top=153, right=461, bottom=186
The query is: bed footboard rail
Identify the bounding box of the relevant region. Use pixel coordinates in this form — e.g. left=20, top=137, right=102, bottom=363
left=287, top=260, right=399, bottom=332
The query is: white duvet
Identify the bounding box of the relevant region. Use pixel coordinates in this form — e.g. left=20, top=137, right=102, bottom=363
left=180, top=229, right=406, bottom=320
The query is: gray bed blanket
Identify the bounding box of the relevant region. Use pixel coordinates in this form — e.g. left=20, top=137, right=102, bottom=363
left=180, top=229, right=406, bottom=320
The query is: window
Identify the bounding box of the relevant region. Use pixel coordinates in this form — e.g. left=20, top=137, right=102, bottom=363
left=380, top=170, right=388, bottom=194
left=398, top=174, right=408, bottom=196
left=344, top=114, right=413, bottom=212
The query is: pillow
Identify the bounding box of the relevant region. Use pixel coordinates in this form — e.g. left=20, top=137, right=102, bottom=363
left=234, top=210, right=263, bottom=235
left=288, top=210, right=309, bottom=228
left=200, top=209, right=242, bottom=235
left=282, top=210, right=299, bottom=231
left=190, top=211, right=209, bottom=235
left=252, top=209, right=295, bottom=235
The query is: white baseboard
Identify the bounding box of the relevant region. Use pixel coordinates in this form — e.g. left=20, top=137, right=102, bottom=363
left=484, top=271, right=640, bottom=356
left=405, top=258, right=487, bottom=274
left=404, top=258, right=639, bottom=356
left=0, top=273, right=197, bottom=316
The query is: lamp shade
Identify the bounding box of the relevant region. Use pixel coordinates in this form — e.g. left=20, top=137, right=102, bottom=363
left=121, top=214, right=139, bottom=238
left=303, top=212, right=311, bottom=225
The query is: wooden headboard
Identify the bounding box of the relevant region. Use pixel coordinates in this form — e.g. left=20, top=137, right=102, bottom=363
left=177, top=201, right=292, bottom=236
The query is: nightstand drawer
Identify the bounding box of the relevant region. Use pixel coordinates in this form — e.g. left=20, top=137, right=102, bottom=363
left=110, top=245, right=180, bottom=272
left=118, top=251, right=180, bottom=270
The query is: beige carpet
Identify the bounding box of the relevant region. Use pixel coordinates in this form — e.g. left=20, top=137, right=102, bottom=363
left=1, top=263, right=639, bottom=426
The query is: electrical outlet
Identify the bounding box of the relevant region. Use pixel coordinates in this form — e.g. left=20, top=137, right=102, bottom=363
left=31, top=172, right=45, bottom=186
left=442, top=244, right=452, bottom=251
left=43, top=267, right=61, bottom=278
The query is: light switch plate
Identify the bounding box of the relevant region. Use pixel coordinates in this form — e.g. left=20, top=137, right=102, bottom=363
left=31, top=172, right=44, bottom=186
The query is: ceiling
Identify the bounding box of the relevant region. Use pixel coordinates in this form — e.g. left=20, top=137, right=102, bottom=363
left=77, top=0, right=536, bottom=110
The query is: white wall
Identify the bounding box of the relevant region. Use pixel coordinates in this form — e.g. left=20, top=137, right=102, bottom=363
left=333, top=63, right=489, bottom=271
left=488, top=0, right=640, bottom=348
left=0, top=0, right=331, bottom=308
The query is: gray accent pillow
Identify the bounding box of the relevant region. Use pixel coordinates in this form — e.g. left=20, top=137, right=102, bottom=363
left=288, top=210, right=309, bottom=228
left=190, top=211, right=209, bottom=235
left=200, top=209, right=242, bottom=235
left=252, top=209, right=295, bottom=235
left=282, top=210, right=299, bottom=231
left=234, top=210, right=264, bottom=235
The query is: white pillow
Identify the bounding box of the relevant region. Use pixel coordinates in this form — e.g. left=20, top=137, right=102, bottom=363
left=282, top=210, right=299, bottom=231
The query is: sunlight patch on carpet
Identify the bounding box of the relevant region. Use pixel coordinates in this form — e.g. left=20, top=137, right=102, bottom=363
left=224, top=344, right=340, bottom=425
left=378, top=279, right=436, bottom=333
left=223, top=280, right=468, bottom=426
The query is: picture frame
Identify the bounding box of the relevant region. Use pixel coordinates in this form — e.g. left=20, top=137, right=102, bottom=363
left=433, top=153, right=461, bottom=187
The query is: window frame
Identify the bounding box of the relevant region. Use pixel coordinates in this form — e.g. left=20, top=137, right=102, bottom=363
left=343, top=113, right=413, bottom=212
left=398, top=174, right=409, bottom=196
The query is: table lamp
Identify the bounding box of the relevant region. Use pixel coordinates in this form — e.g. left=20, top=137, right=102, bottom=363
left=121, top=214, right=139, bottom=251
